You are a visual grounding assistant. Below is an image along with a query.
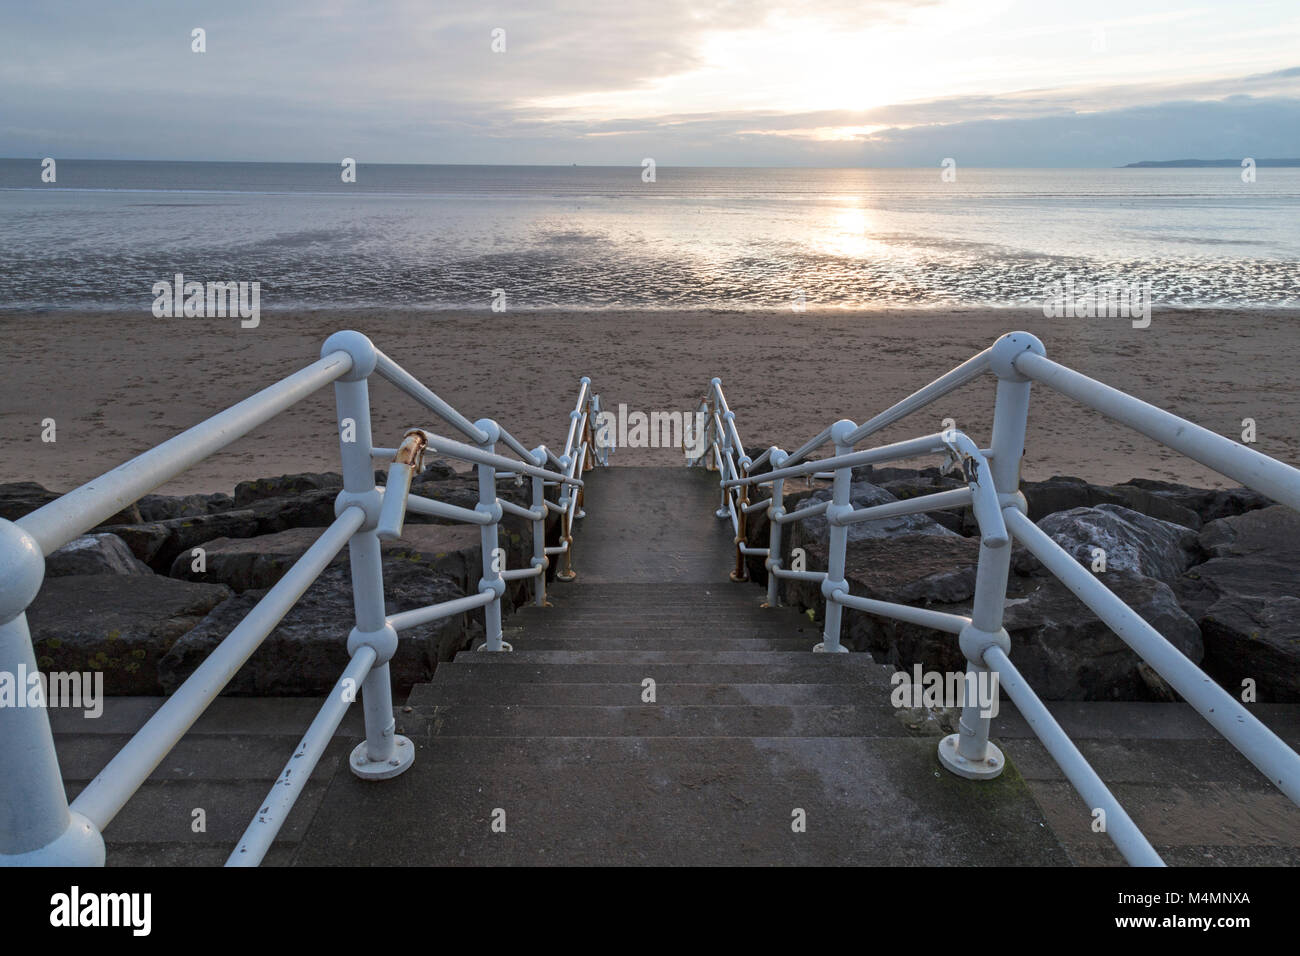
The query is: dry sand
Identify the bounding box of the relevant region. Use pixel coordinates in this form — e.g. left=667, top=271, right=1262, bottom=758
left=1, top=307, right=1296, bottom=496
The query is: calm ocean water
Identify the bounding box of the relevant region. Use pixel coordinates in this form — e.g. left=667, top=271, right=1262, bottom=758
left=1, top=159, right=1297, bottom=310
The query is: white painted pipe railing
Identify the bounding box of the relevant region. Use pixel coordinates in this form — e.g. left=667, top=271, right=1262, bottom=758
left=697, top=330, right=1300, bottom=866
left=0, top=330, right=607, bottom=867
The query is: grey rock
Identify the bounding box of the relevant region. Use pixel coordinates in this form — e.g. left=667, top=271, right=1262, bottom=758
left=1021, top=476, right=1203, bottom=529
left=740, top=483, right=824, bottom=585
left=170, top=523, right=488, bottom=594
left=232, top=472, right=343, bottom=507
left=793, top=481, right=957, bottom=552
left=46, top=533, right=153, bottom=577
left=1177, top=505, right=1300, bottom=701
left=25, top=574, right=233, bottom=694
left=1119, top=478, right=1272, bottom=524
left=0, top=481, right=60, bottom=520
left=1196, top=504, right=1300, bottom=561
left=100, top=510, right=265, bottom=570
left=159, top=562, right=474, bottom=696
left=1000, top=572, right=1203, bottom=701
left=0, top=481, right=141, bottom=525
left=136, top=492, right=235, bottom=521
left=1019, top=504, right=1200, bottom=585
left=778, top=533, right=1202, bottom=701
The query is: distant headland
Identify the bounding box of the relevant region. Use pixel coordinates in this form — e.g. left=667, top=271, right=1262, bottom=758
left=1123, top=158, right=1300, bottom=168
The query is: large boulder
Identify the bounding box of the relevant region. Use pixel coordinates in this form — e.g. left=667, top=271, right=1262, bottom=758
left=99, top=470, right=541, bottom=572
left=785, top=534, right=984, bottom=673
left=0, top=481, right=142, bottom=525
left=0, top=481, right=61, bottom=520
left=1177, top=505, right=1300, bottom=702
left=1020, top=475, right=1203, bottom=529
left=778, top=531, right=1202, bottom=701
left=791, top=481, right=957, bottom=553
left=233, top=472, right=343, bottom=507
left=100, top=509, right=266, bottom=571
left=739, top=482, right=824, bottom=584
left=1000, top=572, right=1203, bottom=701
left=785, top=533, right=983, bottom=615
left=1016, top=504, right=1200, bottom=585
left=135, top=491, right=236, bottom=522
left=45, top=533, right=153, bottom=577
left=1118, top=478, right=1272, bottom=524
left=24, top=575, right=233, bottom=694
left=159, top=562, right=473, bottom=696
left=169, top=523, right=487, bottom=594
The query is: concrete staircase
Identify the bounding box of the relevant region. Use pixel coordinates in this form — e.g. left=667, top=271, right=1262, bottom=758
left=52, top=466, right=1300, bottom=864
left=294, top=466, right=1066, bottom=864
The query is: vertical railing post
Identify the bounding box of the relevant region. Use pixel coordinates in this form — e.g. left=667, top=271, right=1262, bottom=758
left=555, top=456, right=576, bottom=582
left=732, top=461, right=750, bottom=582
left=474, top=418, right=511, bottom=651
left=939, top=332, right=1045, bottom=781
left=574, top=441, right=588, bottom=520
left=530, top=446, right=550, bottom=607
left=0, top=521, right=106, bottom=865
left=697, top=399, right=713, bottom=470
left=712, top=380, right=730, bottom=518
left=814, top=420, right=857, bottom=653
left=323, top=332, right=414, bottom=781
left=763, top=447, right=788, bottom=607
left=582, top=413, right=594, bottom=474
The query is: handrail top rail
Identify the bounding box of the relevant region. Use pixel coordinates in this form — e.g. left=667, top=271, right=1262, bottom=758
left=723, top=429, right=972, bottom=488
left=409, top=429, right=583, bottom=487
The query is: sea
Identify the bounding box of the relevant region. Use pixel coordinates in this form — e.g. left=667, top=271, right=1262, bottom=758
left=1, top=159, right=1297, bottom=310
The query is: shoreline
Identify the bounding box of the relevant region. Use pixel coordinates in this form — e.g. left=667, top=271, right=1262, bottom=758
left=3, top=306, right=1297, bottom=495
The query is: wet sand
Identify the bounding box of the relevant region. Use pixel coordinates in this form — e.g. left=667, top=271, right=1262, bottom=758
left=1, top=307, right=1296, bottom=495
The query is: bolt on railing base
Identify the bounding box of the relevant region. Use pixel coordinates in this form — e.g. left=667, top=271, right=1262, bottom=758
left=937, top=734, right=1005, bottom=780
left=349, top=736, right=415, bottom=781
left=476, top=640, right=514, bottom=652
left=812, top=642, right=849, bottom=654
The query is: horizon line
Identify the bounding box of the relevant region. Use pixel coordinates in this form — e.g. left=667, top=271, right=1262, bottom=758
left=0, top=156, right=1255, bottom=170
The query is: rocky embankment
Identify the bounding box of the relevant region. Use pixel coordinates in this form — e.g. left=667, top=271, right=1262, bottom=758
left=739, top=462, right=1298, bottom=702
left=3, top=465, right=560, bottom=695
left=6, top=463, right=1296, bottom=704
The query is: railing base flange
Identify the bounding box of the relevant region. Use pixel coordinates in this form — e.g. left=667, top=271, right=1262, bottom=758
left=349, top=736, right=415, bottom=781
left=937, top=734, right=1005, bottom=781
left=555, top=570, right=577, bottom=582
left=476, top=640, right=514, bottom=652
left=0, top=811, right=104, bottom=867
left=812, top=642, right=849, bottom=654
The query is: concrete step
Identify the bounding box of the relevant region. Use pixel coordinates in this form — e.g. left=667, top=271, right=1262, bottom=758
left=294, top=734, right=1067, bottom=866
left=519, top=615, right=808, bottom=630
left=500, top=636, right=817, bottom=652
left=406, top=681, right=884, bottom=707
left=451, top=649, right=880, bottom=665
left=430, top=660, right=895, bottom=686
left=419, top=703, right=904, bottom=737
left=532, top=582, right=773, bottom=607
left=510, top=623, right=818, bottom=641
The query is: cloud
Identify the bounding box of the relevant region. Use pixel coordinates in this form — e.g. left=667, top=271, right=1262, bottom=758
left=0, top=1, right=1297, bottom=165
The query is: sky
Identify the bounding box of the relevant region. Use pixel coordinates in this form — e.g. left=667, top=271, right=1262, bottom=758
left=2, top=0, right=1299, bottom=166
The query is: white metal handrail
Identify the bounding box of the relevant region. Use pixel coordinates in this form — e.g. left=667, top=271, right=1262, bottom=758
left=697, top=330, right=1300, bottom=867
left=0, top=330, right=607, bottom=867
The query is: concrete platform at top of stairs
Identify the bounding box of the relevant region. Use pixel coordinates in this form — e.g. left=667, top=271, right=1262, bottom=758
left=293, top=733, right=1067, bottom=866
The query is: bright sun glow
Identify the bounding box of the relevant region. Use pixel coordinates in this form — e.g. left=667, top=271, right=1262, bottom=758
left=517, top=0, right=1300, bottom=143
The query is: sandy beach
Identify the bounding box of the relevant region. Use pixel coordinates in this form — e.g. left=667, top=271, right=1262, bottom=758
left=2, top=307, right=1297, bottom=496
